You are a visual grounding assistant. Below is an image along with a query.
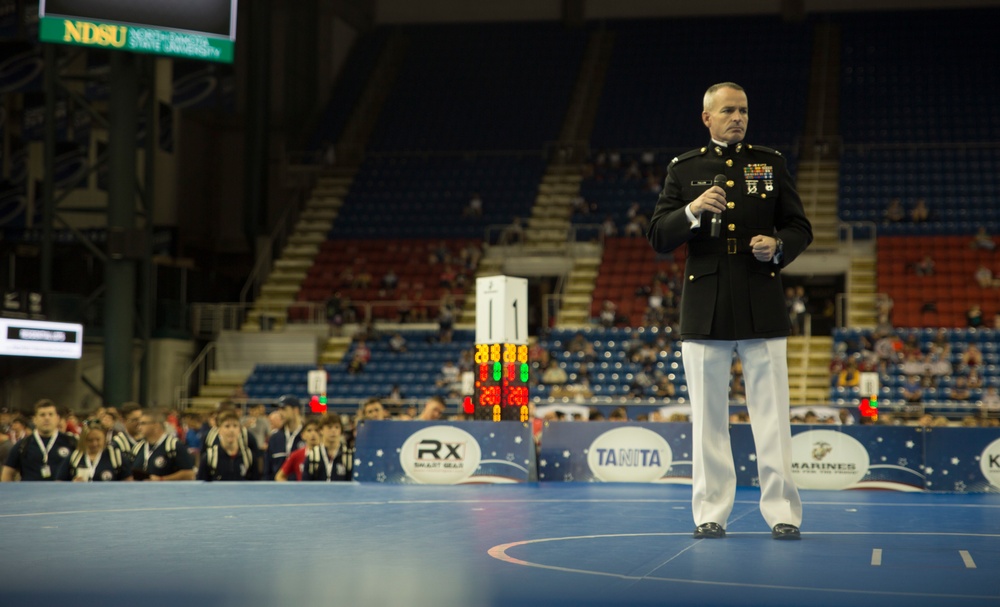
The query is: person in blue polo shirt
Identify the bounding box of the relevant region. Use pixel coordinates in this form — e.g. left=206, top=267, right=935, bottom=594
left=198, top=411, right=258, bottom=481
left=56, top=422, right=131, bottom=482
left=130, top=408, right=195, bottom=481
left=2, top=399, right=77, bottom=482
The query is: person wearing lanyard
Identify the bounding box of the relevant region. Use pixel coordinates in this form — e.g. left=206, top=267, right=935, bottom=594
left=2, top=399, right=77, bottom=482
left=197, top=411, right=259, bottom=481
left=130, top=408, right=195, bottom=481
left=303, top=414, right=351, bottom=482
left=56, top=422, right=132, bottom=481
left=264, top=395, right=306, bottom=480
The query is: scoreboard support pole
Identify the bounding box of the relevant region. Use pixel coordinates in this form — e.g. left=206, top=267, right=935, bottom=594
left=468, top=276, right=530, bottom=421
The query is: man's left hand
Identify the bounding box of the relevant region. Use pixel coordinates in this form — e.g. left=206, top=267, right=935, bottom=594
left=750, top=235, right=778, bottom=262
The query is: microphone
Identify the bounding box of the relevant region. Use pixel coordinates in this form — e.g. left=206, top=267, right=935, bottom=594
left=710, top=174, right=727, bottom=238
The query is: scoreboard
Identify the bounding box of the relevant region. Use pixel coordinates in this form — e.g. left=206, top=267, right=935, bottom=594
left=465, top=276, right=529, bottom=421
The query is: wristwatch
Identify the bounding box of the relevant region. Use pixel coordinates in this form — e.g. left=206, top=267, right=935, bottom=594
left=774, top=237, right=784, bottom=261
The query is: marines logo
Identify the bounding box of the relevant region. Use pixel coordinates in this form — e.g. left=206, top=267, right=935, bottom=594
left=100, top=470, right=113, bottom=481
left=154, top=456, right=166, bottom=468
left=57, top=447, right=71, bottom=458
left=812, top=441, right=833, bottom=461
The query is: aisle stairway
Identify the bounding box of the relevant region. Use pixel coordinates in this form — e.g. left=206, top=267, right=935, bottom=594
left=787, top=335, right=834, bottom=405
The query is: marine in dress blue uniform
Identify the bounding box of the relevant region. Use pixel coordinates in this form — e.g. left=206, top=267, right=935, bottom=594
left=647, top=82, right=811, bottom=540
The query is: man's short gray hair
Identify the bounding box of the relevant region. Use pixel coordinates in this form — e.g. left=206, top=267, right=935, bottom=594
left=703, top=82, right=745, bottom=111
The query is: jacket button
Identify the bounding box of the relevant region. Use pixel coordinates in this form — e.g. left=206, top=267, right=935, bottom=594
left=728, top=223, right=736, bottom=231
left=689, top=275, right=694, bottom=281
left=725, top=159, right=733, bottom=167
left=727, top=201, right=735, bottom=209
left=761, top=193, right=767, bottom=199
left=726, top=180, right=735, bottom=188
left=770, top=272, right=776, bottom=277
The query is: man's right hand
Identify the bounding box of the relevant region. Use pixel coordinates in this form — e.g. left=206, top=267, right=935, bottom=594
left=690, top=186, right=727, bottom=217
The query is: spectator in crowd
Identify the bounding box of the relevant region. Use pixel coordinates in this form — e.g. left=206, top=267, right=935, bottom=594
left=785, top=287, right=806, bottom=336
left=303, top=414, right=351, bottom=482
left=981, top=386, right=1000, bottom=411
left=202, top=405, right=261, bottom=474
left=180, top=411, right=204, bottom=455
left=243, top=403, right=270, bottom=452
left=599, top=300, right=618, bottom=328
left=348, top=340, right=371, bottom=374
left=436, top=360, right=461, bottom=393
left=901, top=376, right=924, bottom=403
left=609, top=407, right=629, bottom=421
left=275, top=418, right=321, bottom=482
left=130, top=408, right=195, bottom=481
left=910, top=198, right=930, bottom=222
left=967, top=304, right=984, bottom=328
left=0, top=414, right=29, bottom=466
left=437, top=295, right=457, bottom=344
left=914, top=255, right=935, bottom=276
left=950, top=376, right=971, bottom=402
left=381, top=268, right=399, bottom=292
left=463, top=193, right=483, bottom=217
left=359, top=397, right=390, bottom=422
left=883, top=198, right=905, bottom=223
left=654, top=376, right=677, bottom=398
left=2, top=399, right=77, bottom=482
left=111, top=402, right=144, bottom=458
left=971, top=226, right=996, bottom=251
left=416, top=396, right=447, bottom=421
left=601, top=216, right=618, bottom=238
left=389, top=332, right=408, bottom=354
left=198, top=411, right=259, bottom=481
left=264, top=395, right=306, bottom=481
left=56, top=422, right=131, bottom=482
left=541, top=360, right=568, bottom=385
left=974, top=264, right=998, bottom=288
left=397, top=294, right=413, bottom=324
left=961, top=344, right=984, bottom=369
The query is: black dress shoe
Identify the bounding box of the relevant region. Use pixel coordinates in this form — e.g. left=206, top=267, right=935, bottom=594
left=771, top=524, right=801, bottom=540
left=693, top=522, right=726, bottom=539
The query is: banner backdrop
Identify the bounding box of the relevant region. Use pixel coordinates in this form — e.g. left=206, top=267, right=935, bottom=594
left=354, top=420, right=536, bottom=484
left=538, top=422, right=692, bottom=483
left=536, top=422, right=996, bottom=493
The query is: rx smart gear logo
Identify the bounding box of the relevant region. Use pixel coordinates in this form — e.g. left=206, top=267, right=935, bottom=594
left=586, top=426, right=672, bottom=482
left=791, top=429, right=870, bottom=490
left=400, top=425, right=482, bottom=485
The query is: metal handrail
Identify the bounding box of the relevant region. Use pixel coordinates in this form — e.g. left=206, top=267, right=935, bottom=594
left=176, top=341, right=216, bottom=406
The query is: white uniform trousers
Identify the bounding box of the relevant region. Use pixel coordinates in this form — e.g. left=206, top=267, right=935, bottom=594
left=682, top=338, right=802, bottom=529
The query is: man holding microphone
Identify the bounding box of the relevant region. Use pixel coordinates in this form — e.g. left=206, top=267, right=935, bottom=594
left=647, top=82, right=812, bottom=540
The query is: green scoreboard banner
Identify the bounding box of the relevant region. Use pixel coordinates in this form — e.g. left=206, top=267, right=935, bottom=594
left=38, top=0, right=236, bottom=63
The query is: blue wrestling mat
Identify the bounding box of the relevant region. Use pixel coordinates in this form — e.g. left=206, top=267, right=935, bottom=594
left=1, top=483, right=998, bottom=607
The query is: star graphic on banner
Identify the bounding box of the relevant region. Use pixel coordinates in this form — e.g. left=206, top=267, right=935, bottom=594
left=514, top=436, right=523, bottom=444
left=951, top=457, right=960, bottom=465
left=376, top=472, right=386, bottom=483
left=506, top=453, right=515, bottom=462
left=898, top=458, right=908, bottom=467
left=877, top=437, right=884, bottom=443
left=540, top=459, right=548, bottom=467
left=905, top=441, right=915, bottom=449
left=925, top=467, right=934, bottom=475
left=376, top=449, right=384, bottom=458
left=955, top=481, right=967, bottom=492
left=564, top=473, right=574, bottom=481
left=751, top=477, right=760, bottom=487
left=748, top=454, right=757, bottom=462
left=942, top=469, right=949, bottom=475
left=563, top=450, right=571, bottom=458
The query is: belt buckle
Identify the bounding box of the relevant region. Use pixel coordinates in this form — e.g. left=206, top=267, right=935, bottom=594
left=727, top=238, right=737, bottom=255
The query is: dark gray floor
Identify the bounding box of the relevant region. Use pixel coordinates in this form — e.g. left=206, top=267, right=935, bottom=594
left=2, top=483, right=998, bottom=606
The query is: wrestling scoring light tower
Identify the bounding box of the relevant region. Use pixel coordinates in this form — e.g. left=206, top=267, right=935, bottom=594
left=466, top=276, right=530, bottom=421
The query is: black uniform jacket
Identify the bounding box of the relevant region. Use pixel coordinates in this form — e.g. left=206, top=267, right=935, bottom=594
left=646, top=142, right=812, bottom=340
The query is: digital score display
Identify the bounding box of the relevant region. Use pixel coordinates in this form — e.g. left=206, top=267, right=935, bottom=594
left=467, top=343, right=529, bottom=421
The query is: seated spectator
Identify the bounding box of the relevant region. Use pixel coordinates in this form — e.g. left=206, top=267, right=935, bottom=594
left=567, top=332, right=589, bottom=354
left=961, top=344, right=984, bottom=368
left=910, top=198, right=929, bottom=222
left=436, top=360, right=461, bottom=392
left=541, top=360, right=568, bottom=385
left=609, top=407, right=628, bottom=421
left=463, top=193, right=483, bottom=217
left=883, top=198, right=905, bottom=223
left=599, top=300, right=618, bottom=328
left=654, top=377, right=676, bottom=398
left=416, top=396, right=447, bottom=421
left=967, top=304, right=984, bottom=328
left=974, top=264, right=999, bottom=288
left=837, top=360, right=862, bottom=388
left=970, top=226, right=996, bottom=251
left=981, top=387, right=1000, bottom=411
left=967, top=369, right=983, bottom=389
left=950, top=376, right=971, bottom=402
left=348, top=340, right=371, bottom=374
left=901, top=375, right=924, bottom=403
left=359, top=398, right=390, bottom=422
left=601, top=216, right=618, bottom=238
left=381, top=269, right=399, bottom=292
left=437, top=295, right=457, bottom=343
left=913, top=255, right=935, bottom=276
left=389, top=332, right=408, bottom=354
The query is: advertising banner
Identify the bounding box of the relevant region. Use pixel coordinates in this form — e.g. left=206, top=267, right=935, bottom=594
left=354, top=420, right=536, bottom=484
